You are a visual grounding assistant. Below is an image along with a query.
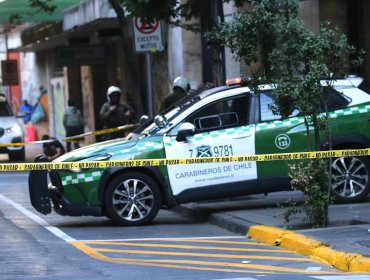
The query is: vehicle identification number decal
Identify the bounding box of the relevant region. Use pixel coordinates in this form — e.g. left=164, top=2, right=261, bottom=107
left=189, top=145, right=234, bottom=157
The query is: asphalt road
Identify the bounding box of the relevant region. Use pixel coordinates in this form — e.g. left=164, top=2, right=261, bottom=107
left=0, top=149, right=367, bottom=279
left=1, top=170, right=368, bottom=280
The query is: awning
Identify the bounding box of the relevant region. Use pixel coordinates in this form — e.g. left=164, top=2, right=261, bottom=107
left=0, top=0, right=83, bottom=24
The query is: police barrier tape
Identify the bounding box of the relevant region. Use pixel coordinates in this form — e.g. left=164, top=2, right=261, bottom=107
left=0, top=148, right=368, bottom=172
left=0, top=123, right=140, bottom=147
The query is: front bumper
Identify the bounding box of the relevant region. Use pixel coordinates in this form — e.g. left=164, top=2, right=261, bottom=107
left=0, top=136, right=24, bottom=153
left=28, top=156, right=51, bottom=214
left=28, top=156, right=102, bottom=217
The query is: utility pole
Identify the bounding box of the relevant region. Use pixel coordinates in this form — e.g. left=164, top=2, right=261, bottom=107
left=4, top=28, right=12, bottom=105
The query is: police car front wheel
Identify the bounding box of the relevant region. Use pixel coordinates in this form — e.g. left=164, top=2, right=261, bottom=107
left=104, top=172, right=161, bottom=226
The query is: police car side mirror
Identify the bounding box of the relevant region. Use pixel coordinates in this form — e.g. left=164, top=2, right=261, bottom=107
left=140, top=115, right=150, bottom=124
left=154, top=115, right=168, bottom=128
left=176, top=122, right=196, bottom=142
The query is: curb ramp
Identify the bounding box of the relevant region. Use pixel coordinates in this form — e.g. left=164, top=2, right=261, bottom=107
left=248, top=225, right=370, bottom=273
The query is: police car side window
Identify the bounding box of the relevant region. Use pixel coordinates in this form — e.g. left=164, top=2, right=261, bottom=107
left=319, top=88, right=349, bottom=112
left=260, top=93, right=280, bottom=122
left=260, top=92, right=299, bottom=122
left=187, top=96, right=249, bottom=132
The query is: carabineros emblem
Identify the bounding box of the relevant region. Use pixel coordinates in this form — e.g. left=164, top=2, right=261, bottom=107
left=197, top=145, right=212, bottom=157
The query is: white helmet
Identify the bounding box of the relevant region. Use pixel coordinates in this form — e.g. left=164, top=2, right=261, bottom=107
left=173, top=76, right=190, bottom=92
left=107, top=86, right=121, bottom=100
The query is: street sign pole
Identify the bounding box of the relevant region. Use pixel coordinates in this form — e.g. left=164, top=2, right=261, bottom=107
left=132, top=17, right=163, bottom=117
left=145, top=53, right=153, bottom=117
left=5, top=31, right=11, bottom=105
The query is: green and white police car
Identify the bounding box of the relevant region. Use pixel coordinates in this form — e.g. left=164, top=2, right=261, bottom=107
left=29, top=76, right=370, bottom=226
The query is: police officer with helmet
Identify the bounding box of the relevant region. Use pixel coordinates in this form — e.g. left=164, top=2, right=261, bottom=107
left=160, top=76, right=191, bottom=111
left=100, top=86, right=133, bottom=140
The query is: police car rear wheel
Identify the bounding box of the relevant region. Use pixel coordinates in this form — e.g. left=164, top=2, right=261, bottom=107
left=104, top=172, right=161, bottom=226
left=331, top=156, right=370, bottom=203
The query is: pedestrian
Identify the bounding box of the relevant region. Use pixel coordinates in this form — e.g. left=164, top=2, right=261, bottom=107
left=63, top=99, right=83, bottom=152
left=19, top=99, right=33, bottom=124
left=99, top=85, right=134, bottom=140
left=41, top=134, right=65, bottom=161
left=160, top=76, right=191, bottom=111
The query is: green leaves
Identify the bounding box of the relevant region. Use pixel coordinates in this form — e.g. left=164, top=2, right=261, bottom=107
left=28, top=0, right=56, bottom=13
left=207, top=0, right=361, bottom=228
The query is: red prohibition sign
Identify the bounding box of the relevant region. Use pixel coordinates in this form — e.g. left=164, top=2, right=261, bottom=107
left=135, top=17, right=159, bottom=34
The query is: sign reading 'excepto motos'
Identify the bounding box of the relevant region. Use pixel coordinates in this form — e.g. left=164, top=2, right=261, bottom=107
left=133, top=17, right=164, bottom=53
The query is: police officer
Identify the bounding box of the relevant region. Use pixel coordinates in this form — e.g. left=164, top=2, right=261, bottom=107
left=160, top=76, right=191, bottom=111
left=100, top=86, right=133, bottom=140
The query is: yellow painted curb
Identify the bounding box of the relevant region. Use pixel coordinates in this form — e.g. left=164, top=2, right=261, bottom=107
left=350, top=257, right=370, bottom=272
left=248, top=225, right=370, bottom=272
left=280, top=231, right=322, bottom=256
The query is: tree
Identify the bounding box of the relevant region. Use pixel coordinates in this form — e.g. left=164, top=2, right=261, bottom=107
left=108, top=0, right=144, bottom=117
left=207, top=0, right=363, bottom=227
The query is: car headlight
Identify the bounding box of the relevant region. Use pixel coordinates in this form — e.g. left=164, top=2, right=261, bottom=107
left=69, top=153, right=112, bottom=173
left=6, top=125, right=21, bottom=133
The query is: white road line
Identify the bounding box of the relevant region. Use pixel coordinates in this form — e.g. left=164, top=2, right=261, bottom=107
left=0, top=194, right=76, bottom=243
left=0, top=194, right=242, bottom=244
left=306, top=267, right=322, bottom=272
left=311, top=276, right=370, bottom=279
left=213, top=278, right=258, bottom=280
left=78, top=235, right=247, bottom=242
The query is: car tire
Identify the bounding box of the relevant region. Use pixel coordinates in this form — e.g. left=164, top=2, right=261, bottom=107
left=104, top=172, right=161, bottom=226
left=8, top=148, right=25, bottom=162
left=331, top=155, right=370, bottom=203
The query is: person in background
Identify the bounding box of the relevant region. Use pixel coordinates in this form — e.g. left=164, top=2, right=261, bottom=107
left=63, top=99, right=83, bottom=152
left=160, top=76, right=191, bottom=111
left=41, top=134, right=65, bottom=161
left=100, top=86, right=133, bottom=140
left=19, top=100, right=33, bottom=124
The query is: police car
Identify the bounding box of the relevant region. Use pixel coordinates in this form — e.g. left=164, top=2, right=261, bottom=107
left=0, top=94, right=25, bottom=161
left=29, top=76, right=370, bottom=226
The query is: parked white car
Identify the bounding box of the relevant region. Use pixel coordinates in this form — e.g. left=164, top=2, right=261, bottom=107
left=0, top=94, right=25, bottom=161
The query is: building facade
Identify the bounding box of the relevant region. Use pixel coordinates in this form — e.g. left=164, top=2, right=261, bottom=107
left=1, top=0, right=368, bottom=142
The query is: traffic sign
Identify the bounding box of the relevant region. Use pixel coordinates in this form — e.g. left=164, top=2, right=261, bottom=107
left=133, top=17, right=164, bottom=53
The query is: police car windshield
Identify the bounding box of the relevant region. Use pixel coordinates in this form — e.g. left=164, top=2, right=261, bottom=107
left=0, top=101, right=14, bottom=117
left=130, top=83, right=218, bottom=139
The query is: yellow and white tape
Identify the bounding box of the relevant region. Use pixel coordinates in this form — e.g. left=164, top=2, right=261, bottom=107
left=0, top=148, right=368, bottom=172
left=0, top=123, right=140, bottom=147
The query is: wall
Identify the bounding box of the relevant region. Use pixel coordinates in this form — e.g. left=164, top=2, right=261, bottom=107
left=50, top=77, right=65, bottom=140
left=81, top=66, right=95, bottom=144
left=20, top=52, right=39, bottom=106
left=299, top=0, right=320, bottom=33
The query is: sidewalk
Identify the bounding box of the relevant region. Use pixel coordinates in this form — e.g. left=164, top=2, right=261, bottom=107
left=174, top=191, right=370, bottom=272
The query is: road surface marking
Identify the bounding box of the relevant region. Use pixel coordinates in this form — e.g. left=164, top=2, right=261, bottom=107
left=71, top=241, right=333, bottom=274
left=0, top=194, right=75, bottom=242
left=93, top=247, right=311, bottom=261
left=78, top=236, right=248, bottom=242
left=84, top=240, right=292, bottom=253
left=0, top=193, right=337, bottom=275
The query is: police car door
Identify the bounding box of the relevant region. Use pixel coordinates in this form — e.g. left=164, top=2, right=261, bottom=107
left=163, top=93, right=257, bottom=196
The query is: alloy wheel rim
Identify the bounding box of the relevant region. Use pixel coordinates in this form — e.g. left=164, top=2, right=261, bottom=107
left=331, top=157, right=369, bottom=198
left=112, top=178, right=154, bottom=221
